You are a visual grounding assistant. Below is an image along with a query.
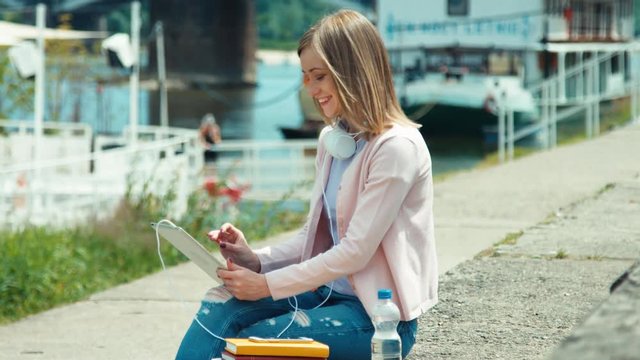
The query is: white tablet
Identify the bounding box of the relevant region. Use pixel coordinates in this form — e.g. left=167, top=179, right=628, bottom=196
left=151, top=222, right=226, bottom=283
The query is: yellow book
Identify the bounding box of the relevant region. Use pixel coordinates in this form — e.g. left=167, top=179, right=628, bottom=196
left=224, top=337, right=330, bottom=358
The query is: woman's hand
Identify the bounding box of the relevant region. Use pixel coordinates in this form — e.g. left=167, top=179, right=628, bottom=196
left=208, top=223, right=261, bottom=273
left=217, top=259, right=270, bottom=301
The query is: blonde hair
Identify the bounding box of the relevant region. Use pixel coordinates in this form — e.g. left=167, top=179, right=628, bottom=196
left=298, top=9, right=419, bottom=138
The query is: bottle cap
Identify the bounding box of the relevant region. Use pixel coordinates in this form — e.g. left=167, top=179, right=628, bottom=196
left=377, top=288, right=392, bottom=300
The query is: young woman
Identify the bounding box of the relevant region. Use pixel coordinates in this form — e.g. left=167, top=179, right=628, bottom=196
left=176, top=9, right=437, bottom=360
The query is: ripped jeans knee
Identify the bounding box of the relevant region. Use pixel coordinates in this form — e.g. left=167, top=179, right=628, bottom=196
left=176, top=286, right=417, bottom=360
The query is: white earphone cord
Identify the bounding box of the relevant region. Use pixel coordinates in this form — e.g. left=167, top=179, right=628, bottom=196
left=154, top=219, right=334, bottom=340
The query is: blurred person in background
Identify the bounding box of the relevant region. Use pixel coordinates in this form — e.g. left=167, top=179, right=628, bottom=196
left=199, top=113, right=222, bottom=163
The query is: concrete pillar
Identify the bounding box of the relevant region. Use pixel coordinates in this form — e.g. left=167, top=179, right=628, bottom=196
left=148, top=0, right=256, bottom=86
left=147, top=0, right=258, bottom=134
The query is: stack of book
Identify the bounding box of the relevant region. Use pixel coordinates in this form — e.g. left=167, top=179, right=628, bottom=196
left=222, top=337, right=330, bottom=360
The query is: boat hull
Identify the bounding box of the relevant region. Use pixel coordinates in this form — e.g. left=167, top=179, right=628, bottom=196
left=406, top=103, right=497, bottom=136
left=279, top=126, right=319, bottom=139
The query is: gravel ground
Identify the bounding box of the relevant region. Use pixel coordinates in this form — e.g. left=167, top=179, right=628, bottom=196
left=409, top=258, right=629, bottom=360
left=408, top=181, right=640, bottom=360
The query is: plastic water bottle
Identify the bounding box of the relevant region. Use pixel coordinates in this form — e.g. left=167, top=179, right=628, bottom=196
left=371, top=289, right=402, bottom=360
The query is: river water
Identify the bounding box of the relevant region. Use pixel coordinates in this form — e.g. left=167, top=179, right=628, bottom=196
left=44, top=59, right=486, bottom=176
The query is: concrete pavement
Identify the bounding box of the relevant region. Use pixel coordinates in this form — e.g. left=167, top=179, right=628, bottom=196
left=409, top=175, right=640, bottom=359
left=1, top=121, right=639, bottom=359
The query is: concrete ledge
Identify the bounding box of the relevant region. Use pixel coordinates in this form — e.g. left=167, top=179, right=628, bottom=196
left=548, top=260, right=640, bottom=360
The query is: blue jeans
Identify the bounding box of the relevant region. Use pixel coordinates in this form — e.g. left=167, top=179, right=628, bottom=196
left=176, top=285, right=418, bottom=360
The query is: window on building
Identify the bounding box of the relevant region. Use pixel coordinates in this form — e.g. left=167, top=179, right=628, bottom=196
left=448, top=0, right=469, bottom=16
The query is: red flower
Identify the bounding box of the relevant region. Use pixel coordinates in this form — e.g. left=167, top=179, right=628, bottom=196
left=203, top=177, right=219, bottom=197
left=202, top=177, right=250, bottom=203
left=219, top=187, right=242, bottom=203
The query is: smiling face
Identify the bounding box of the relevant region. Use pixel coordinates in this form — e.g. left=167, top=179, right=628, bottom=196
left=300, top=47, right=342, bottom=119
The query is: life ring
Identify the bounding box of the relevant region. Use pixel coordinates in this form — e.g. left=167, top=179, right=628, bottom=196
left=483, top=95, right=498, bottom=115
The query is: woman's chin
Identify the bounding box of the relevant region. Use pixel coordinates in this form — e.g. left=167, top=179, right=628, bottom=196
left=321, top=109, right=337, bottom=118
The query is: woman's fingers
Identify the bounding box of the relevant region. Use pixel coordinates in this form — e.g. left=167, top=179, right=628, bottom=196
left=217, top=263, right=269, bottom=301
left=218, top=223, right=243, bottom=244
left=209, top=223, right=241, bottom=243
left=207, top=230, right=221, bottom=242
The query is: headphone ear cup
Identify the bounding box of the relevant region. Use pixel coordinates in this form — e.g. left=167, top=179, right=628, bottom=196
left=324, top=127, right=356, bottom=160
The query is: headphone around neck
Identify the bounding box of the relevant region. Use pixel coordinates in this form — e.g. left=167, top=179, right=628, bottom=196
left=323, top=124, right=358, bottom=160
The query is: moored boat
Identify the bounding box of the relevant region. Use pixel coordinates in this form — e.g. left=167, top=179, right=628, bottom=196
left=377, top=0, right=634, bottom=137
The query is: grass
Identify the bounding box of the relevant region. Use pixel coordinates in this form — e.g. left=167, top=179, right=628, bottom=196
left=596, top=183, right=616, bottom=196
left=475, top=231, right=524, bottom=258
left=498, top=231, right=524, bottom=246
left=475, top=147, right=538, bottom=169
left=0, top=177, right=308, bottom=325
left=0, top=225, right=184, bottom=324
left=554, top=249, right=568, bottom=259
left=540, top=211, right=560, bottom=225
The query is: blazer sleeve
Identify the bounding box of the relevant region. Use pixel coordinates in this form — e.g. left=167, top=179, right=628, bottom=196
left=264, top=135, right=421, bottom=299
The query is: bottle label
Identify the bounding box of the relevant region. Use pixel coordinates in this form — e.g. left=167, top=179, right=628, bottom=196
left=371, top=339, right=401, bottom=359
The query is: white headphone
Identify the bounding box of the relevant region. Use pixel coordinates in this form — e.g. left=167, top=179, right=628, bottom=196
left=323, top=125, right=357, bottom=160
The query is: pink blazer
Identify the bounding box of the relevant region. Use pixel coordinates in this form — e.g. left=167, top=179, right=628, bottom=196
left=255, top=124, right=438, bottom=321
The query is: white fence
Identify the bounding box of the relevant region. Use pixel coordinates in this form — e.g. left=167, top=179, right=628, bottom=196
left=212, top=139, right=317, bottom=201
left=0, top=119, right=92, bottom=170
left=0, top=124, right=202, bottom=229
left=0, top=122, right=318, bottom=229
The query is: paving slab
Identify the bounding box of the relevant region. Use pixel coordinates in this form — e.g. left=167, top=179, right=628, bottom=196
left=495, top=180, right=640, bottom=260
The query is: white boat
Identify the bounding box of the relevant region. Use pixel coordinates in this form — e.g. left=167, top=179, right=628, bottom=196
left=377, top=0, right=635, bottom=136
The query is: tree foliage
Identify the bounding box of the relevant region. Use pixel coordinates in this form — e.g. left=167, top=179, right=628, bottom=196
left=256, top=0, right=340, bottom=49
left=0, top=52, right=34, bottom=120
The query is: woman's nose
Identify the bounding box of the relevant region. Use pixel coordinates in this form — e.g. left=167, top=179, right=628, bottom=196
left=306, top=84, right=320, bottom=98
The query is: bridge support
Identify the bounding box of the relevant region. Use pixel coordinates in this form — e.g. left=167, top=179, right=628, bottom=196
left=148, top=0, right=257, bottom=134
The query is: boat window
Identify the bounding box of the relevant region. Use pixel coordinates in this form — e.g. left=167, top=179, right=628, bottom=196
left=611, top=54, right=620, bottom=74
left=447, top=0, right=469, bottom=16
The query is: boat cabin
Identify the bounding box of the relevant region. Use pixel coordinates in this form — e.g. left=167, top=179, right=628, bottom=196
left=377, top=0, right=635, bottom=103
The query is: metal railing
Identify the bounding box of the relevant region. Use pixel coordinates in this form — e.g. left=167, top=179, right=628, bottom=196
left=496, top=50, right=638, bottom=162
left=0, top=119, right=93, bottom=168
left=1, top=122, right=318, bottom=229
left=0, top=126, right=202, bottom=229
